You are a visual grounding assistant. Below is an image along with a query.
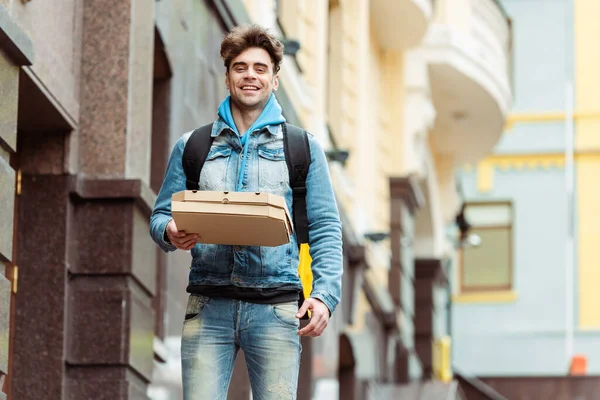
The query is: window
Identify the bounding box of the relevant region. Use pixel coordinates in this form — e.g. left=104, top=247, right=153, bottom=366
left=460, top=202, right=513, bottom=292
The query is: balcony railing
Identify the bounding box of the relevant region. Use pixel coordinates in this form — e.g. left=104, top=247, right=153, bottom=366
left=420, top=0, right=513, bottom=163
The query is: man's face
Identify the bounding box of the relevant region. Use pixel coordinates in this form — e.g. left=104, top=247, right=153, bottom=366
left=226, top=47, right=279, bottom=111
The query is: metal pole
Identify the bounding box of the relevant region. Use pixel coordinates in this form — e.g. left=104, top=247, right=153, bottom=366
left=565, top=81, right=574, bottom=367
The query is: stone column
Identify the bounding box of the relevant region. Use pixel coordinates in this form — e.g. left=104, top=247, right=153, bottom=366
left=13, top=175, right=71, bottom=400
left=0, top=4, right=34, bottom=398
left=65, top=0, right=157, bottom=397
left=389, top=175, right=424, bottom=383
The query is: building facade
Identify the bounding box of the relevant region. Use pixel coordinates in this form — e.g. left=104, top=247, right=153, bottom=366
left=454, top=0, right=600, bottom=398
left=0, top=0, right=511, bottom=399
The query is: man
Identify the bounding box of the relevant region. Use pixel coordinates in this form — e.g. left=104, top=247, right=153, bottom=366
left=149, top=24, right=343, bottom=400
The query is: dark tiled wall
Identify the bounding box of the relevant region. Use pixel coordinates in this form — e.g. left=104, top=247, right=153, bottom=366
left=12, top=175, right=71, bottom=400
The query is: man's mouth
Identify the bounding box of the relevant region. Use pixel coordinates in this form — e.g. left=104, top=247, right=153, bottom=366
left=241, top=85, right=259, bottom=91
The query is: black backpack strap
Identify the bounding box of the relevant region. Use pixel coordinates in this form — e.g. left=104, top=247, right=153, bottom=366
left=282, top=123, right=311, bottom=244
left=182, top=123, right=214, bottom=190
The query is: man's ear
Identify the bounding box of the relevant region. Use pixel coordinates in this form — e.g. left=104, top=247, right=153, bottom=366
left=273, top=74, right=279, bottom=91
left=225, top=72, right=230, bottom=91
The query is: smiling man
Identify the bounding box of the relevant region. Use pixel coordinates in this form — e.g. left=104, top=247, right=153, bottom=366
left=149, top=24, right=343, bottom=400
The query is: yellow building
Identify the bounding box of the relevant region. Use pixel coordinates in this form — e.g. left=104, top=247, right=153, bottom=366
left=240, top=0, right=513, bottom=398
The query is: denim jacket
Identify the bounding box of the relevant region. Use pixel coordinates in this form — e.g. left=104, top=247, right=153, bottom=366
left=149, top=118, right=343, bottom=314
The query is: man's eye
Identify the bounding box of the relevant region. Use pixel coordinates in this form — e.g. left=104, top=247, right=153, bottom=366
left=256, top=68, right=266, bottom=73
left=235, top=67, right=245, bottom=72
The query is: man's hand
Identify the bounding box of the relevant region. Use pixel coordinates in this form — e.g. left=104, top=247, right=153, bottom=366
left=166, top=219, right=199, bottom=250
left=296, top=298, right=330, bottom=337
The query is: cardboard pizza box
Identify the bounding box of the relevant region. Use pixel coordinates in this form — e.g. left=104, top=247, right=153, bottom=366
left=171, top=190, right=293, bottom=247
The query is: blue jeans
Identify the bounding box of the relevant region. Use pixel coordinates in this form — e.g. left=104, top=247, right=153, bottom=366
left=181, top=295, right=302, bottom=399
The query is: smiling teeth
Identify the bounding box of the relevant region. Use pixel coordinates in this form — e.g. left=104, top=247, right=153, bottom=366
left=242, top=86, right=258, bottom=90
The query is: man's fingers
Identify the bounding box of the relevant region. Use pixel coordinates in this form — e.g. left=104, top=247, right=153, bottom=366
left=305, top=310, right=331, bottom=336
left=296, top=301, right=310, bottom=318
left=167, top=231, right=186, bottom=243
left=180, top=235, right=199, bottom=244
left=180, top=237, right=198, bottom=249
left=298, top=318, right=317, bottom=336
left=298, top=312, right=326, bottom=336
left=310, top=315, right=328, bottom=336
left=172, top=234, right=198, bottom=249
left=298, top=324, right=316, bottom=336
left=166, top=220, right=185, bottom=237
left=313, top=319, right=328, bottom=336
left=298, top=312, right=319, bottom=335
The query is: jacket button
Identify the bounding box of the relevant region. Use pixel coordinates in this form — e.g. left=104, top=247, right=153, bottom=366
left=232, top=277, right=240, bottom=283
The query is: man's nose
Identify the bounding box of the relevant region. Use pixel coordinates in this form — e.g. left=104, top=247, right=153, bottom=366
left=244, top=70, right=257, bottom=79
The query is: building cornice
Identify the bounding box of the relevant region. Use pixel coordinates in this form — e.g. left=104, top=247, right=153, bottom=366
left=70, top=177, right=156, bottom=218
left=390, top=175, right=426, bottom=214
left=0, top=4, right=34, bottom=66
left=467, top=153, right=600, bottom=193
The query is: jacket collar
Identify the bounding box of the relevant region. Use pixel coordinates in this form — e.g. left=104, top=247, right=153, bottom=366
left=211, top=117, right=282, bottom=138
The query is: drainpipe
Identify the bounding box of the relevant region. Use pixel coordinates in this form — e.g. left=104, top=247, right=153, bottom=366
left=564, top=80, right=575, bottom=368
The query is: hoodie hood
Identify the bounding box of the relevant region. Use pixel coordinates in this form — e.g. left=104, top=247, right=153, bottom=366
left=217, top=92, right=286, bottom=139
left=217, top=92, right=286, bottom=191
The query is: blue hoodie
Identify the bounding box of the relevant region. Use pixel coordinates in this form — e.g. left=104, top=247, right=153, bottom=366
left=217, top=93, right=286, bottom=191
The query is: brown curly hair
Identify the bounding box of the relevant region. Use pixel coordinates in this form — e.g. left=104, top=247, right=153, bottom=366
left=220, top=24, right=284, bottom=74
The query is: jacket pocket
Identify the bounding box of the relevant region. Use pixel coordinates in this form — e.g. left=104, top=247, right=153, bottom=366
left=259, top=242, right=292, bottom=278
left=257, top=146, right=288, bottom=194
left=200, top=146, right=232, bottom=191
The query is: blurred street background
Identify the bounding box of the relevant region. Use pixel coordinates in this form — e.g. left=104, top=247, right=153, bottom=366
left=0, top=0, right=597, bottom=399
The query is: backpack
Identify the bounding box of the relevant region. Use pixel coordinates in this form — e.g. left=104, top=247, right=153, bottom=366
left=182, top=122, right=313, bottom=315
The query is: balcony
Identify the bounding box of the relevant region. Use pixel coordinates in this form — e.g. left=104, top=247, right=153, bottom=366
left=370, top=0, right=434, bottom=50
left=421, top=0, right=513, bottom=163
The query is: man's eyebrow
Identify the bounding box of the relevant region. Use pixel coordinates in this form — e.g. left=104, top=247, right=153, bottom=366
left=231, top=61, right=270, bottom=69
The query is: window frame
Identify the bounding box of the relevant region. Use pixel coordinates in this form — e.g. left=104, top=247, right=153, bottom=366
left=459, top=201, right=514, bottom=293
